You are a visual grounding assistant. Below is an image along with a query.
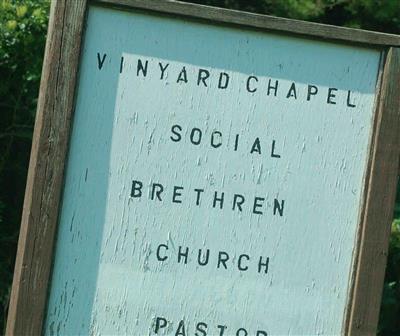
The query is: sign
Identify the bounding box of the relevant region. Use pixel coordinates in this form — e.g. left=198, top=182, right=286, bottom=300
left=7, top=1, right=400, bottom=335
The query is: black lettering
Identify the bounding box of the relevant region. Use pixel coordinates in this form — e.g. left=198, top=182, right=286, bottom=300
left=177, top=67, right=188, bottom=83
left=267, top=79, right=278, bottom=96
left=211, top=131, right=222, bottom=148
left=137, top=59, right=148, bottom=77
left=97, top=52, right=107, bottom=70
left=154, top=317, right=167, bottom=333
left=258, top=256, right=269, bottom=274
left=159, top=62, right=169, bottom=79
left=271, top=140, right=281, bottom=158
left=197, top=249, right=210, bottom=266
left=217, top=325, right=227, bottom=336
left=173, top=186, right=184, bottom=203
left=175, top=320, right=186, bottom=336
left=238, top=254, right=250, bottom=271
left=253, top=197, right=264, bottom=215
left=236, top=328, right=248, bottom=336
left=327, top=88, right=338, bottom=104
left=156, top=244, right=168, bottom=261
left=246, top=76, right=258, bottom=93
left=151, top=183, right=164, bottom=201
left=130, top=180, right=142, bottom=198
left=250, top=138, right=261, bottom=154
left=218, top=72, right=229, bottom=89
left=213, top=191, right=225, bottom=209
left=194, top=188, right=204, bottom=206
left=256, top=331, right=268, bottom=336
left=286, top=82, right=297, bottom=99
left=307, top=85, right=318, bottom=101
left=178, top=246, right=189, bottom=264
left=347, top=90, right=356, bottom=107
left=195, top=322, right=208, bottom=336
left=119, top=56, right=124, bottom=74
left=190, top=128, right=202, bottom=145
left=232, top=194, right=245, bottom=212
left=217, top=251, right=229, bottom=269
left=170, top=124, right=182, bottom=142
left=234, top=134, right=239, bottom=151
left=274, top=199, right=284, bottom=216
left=198, top=69, right=210, bottom=87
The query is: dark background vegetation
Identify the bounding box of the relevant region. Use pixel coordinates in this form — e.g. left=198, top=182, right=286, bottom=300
left=0, top=0, right=399, bottom=334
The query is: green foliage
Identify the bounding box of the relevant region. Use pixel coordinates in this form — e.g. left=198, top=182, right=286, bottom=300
left=379, top=180, right=400, bottom=335
left=181, top=0, right=326, bottom=19
left=379, top=219, right=400, bottom=334
left=345, top=0, right=400, bottom=32
left=0, top=0, right=399, bottom=334
left=182, top=0, right=400, bottom=33
left=0, top=0, right=49, bottom=332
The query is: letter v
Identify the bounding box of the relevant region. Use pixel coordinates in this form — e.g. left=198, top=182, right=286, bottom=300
left=97, top=52, right=107, bottom=70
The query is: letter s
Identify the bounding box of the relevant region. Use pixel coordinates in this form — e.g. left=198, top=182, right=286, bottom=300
left=170, top=124, right=182, bottom=142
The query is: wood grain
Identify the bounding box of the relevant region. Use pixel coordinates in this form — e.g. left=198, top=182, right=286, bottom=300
left=345, top=47, right=400, bottom=335
left=5, top=0, right=399, bottom=334
left=42, top=6, right=383, bottom=334
left=5, top=0, right=87, bottom=334
left=93, top=0, right=400, bottom=47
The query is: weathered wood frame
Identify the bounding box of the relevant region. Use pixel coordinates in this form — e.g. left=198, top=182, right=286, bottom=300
left=6, top=0, right=400, bottom=335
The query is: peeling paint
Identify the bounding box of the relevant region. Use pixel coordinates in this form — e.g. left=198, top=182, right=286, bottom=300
left=44, top=5, right=380, bottom=336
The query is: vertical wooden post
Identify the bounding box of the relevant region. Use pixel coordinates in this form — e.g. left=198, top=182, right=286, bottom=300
left=346, top=47, right=400, bottom=335
left=4, top=1, right=400, bottom=334
left=5, top=1, right=87, bottom=334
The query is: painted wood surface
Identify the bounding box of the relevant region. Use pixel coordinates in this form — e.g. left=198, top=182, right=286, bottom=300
left=44, top=5, right=383, bottom=335
left=346, top=48, right=400, bottom=336
left=95, top=0, right=400, bottom=47
left=5, top=1, right=87, bottom=334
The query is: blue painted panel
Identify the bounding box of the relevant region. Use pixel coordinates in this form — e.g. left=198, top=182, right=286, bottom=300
left=45, top=5, right=381, bottom=335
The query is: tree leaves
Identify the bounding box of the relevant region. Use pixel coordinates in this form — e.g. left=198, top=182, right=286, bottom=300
left=0, top=0, right=49, bottom=333
left=0, top=0, right=399, bottom=335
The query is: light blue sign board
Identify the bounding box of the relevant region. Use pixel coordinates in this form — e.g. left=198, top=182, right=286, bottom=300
left=45, top=5, right=381, bottom=336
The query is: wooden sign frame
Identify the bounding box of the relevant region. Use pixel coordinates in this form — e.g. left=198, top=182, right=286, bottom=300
left=6, top=0, right=400, bottom=335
